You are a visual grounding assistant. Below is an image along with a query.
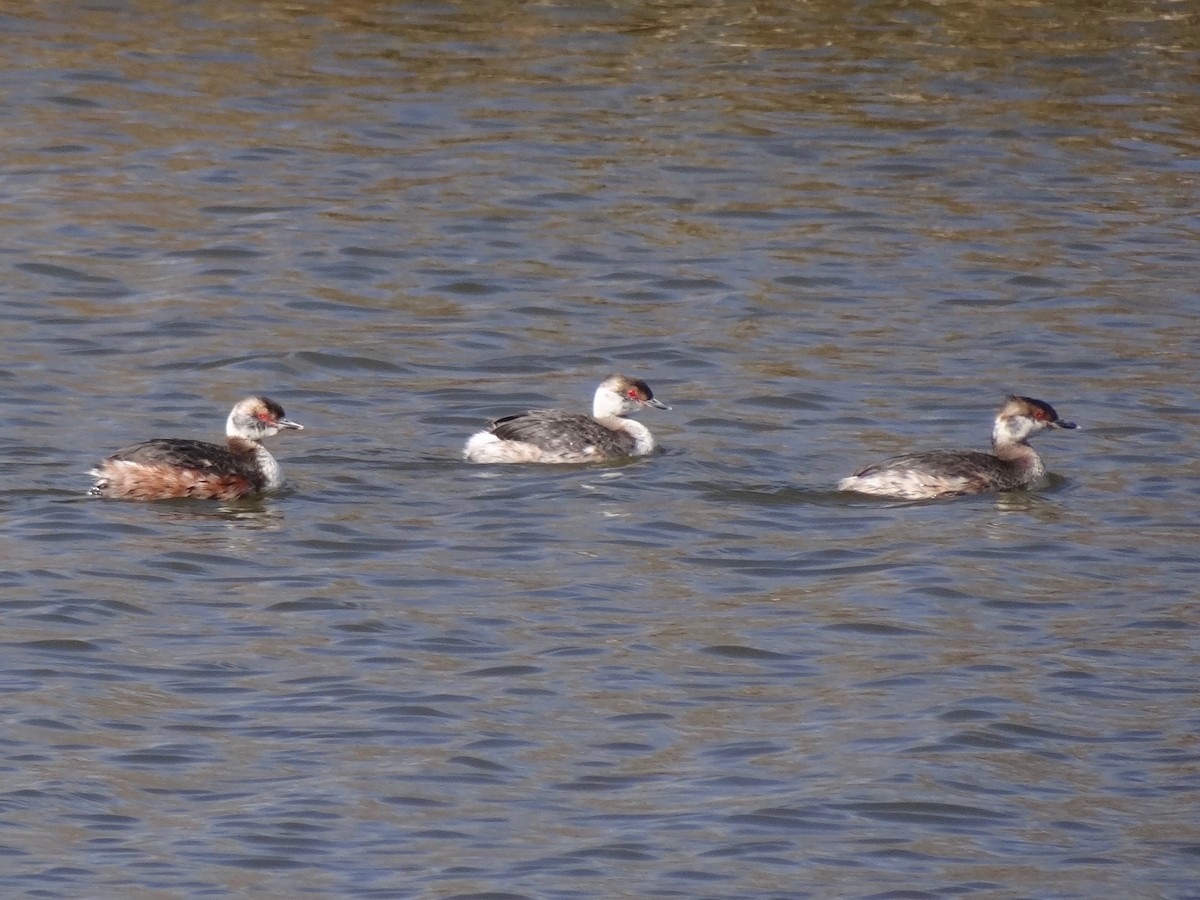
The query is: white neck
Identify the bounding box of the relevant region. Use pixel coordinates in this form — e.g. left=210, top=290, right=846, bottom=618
left=254, top=444, right=285, bottom=489
left=992, top=416, right=1037, bottom=448
left=618, top=419, right=656, bottom=455
left=593, top=387, right=624, bottom=419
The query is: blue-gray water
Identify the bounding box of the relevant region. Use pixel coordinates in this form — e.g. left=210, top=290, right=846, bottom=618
left=2, top=1, right=1199, bottom=897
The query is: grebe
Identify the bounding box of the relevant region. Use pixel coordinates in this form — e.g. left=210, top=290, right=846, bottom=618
left=464, top=374, right=670, bottom=464
left=89, top=396, right=304, bottom=500
left=838, top=395, right=1077, bottom=500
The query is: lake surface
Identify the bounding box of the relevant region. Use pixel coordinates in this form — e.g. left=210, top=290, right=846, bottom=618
left=2, top=1, right=1199, bottom=896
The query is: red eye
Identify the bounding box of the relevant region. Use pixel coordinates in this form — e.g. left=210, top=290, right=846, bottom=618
left=627, top=389, right=638, bottom=399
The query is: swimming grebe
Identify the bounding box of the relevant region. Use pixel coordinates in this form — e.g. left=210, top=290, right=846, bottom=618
left=89, top=396, right=304, bottom=500
left=463, top=374, right=670, bottom=464
left=837, top=395, right=1077, bottom=500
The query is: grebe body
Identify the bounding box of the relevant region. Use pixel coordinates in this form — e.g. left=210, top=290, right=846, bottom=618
left=464, top=374, right=669, bottom=464
left=89, top=396, right=303, bottom=501
left=838, top=396, right=1076, bottom=500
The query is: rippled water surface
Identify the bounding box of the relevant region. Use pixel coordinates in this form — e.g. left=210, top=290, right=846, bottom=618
left=3, top=1, right=1199, bottom=896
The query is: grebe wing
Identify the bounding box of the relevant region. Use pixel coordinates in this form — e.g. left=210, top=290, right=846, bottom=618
left=851, top=449, right=994, bottom=477
left=92, top=438, right=265, bottom=500
left=850, top=449, right=1003, bottom=494
left=104, top=438, right=247, bottom=471
left=488, top=410, right=636, bottom=456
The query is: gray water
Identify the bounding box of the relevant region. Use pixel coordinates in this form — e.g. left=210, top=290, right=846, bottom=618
left=2, top=1, right=1199, bottom=897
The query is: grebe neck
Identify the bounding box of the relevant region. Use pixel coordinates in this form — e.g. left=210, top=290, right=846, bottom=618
left=990, top=436, right=1044, bottom=476
left=253, top=443, right=284, bottom=488
left=592, top=388, right=624, bottom=419
left=597, top=417, right=655, bottom=455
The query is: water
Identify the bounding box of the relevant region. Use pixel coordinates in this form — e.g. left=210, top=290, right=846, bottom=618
left=2, top=1, right=1199, bottom=896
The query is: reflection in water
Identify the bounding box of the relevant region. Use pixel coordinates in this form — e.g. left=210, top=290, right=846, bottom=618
left=1, top=1, right=1198, bottom=896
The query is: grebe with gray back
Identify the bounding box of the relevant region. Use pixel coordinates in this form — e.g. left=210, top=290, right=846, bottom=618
left=838, top=395, right=1077, bottom=500
left=89, top=396, right=304, bottom=500
left=464, top=374, right=669, bottom=464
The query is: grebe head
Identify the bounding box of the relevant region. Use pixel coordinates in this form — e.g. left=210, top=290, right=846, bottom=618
left=226, top=396, right=304, bottom=441
left=593, top=374, right=670, bottom=419
left=992, top=395, right=1077, bottom=446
